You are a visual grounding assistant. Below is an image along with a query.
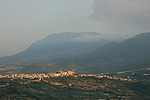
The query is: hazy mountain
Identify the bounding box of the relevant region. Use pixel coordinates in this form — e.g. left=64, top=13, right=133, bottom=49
left=0, top=32, right=111, bottom=64
left=67, top=32, right=150, bottom=73
left=0, top=32, right=150, bottom=74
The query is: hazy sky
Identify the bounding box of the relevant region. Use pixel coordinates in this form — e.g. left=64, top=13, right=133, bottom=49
left=0, top=0, right=150, bottom=56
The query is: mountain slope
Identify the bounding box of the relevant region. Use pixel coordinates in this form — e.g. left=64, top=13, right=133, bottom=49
left=0, top=32, right=111, bottom=64
left=68, top=32, right=150, bottom=73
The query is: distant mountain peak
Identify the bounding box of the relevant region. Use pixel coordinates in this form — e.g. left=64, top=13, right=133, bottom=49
left=43, top=32, right=104, bottom=42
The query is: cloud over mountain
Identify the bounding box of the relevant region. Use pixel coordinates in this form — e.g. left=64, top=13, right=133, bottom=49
left=91, top=0, right=150, bottom=32
left=92, top=0, right=150, bottom=21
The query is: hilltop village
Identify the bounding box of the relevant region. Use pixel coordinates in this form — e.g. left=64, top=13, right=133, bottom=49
left=0, top=69, right=149, bottom=100
left=0, top=69, right=132, bottom=82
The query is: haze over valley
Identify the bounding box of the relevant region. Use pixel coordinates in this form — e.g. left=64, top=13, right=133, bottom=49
left=0, top=0, right=150, bottom=99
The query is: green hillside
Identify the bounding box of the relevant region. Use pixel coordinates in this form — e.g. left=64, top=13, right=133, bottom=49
left=0, top=76, right=150, bottom=100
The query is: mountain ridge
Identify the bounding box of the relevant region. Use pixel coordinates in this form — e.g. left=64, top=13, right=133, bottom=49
left=0, top=32, right=111, bottom=64
left=0, top=32, right=150, bottom=74
left=66, top=32, right=150, bottom=73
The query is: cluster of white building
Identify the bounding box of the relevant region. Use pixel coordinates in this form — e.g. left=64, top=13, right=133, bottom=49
left=0, top=69, right=132, bottom=82
left=0, top=69, right=75, bottom=79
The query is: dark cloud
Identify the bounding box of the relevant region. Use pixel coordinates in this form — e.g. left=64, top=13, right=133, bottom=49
left=91, top=0, right=150, bottom=32
left=92, top=0, right=150, bottom=20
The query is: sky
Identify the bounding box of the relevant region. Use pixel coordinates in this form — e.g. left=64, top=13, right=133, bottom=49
left=0, top=0, right=150, bottom=56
